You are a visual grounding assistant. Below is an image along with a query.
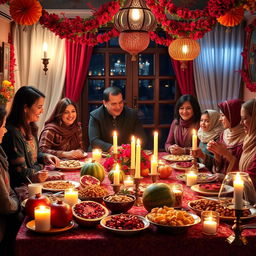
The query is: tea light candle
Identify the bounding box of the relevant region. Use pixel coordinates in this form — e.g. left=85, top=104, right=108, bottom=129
left=92, top=149, right=102, bottom=162
left=151, top=155, right=158, bottom=175
left=135, top=139, right=141, bottom=178
left=113, top=131, right=118, bottom=154
left=34, top=205, right=51, bottom=232
left=64, top=189, right=78, bottom=207
left=153, top=131, right=158, bottom=161
left=172, top=184, right=183, bottom=208
left=186, top=171, right=197, bottom=187
left=234, top=172, right=244, bottom=210
left=42, top=42, right=48, bottom=58
left=203, top=217, right=217, bottom=235
left=192, top=129, right=197, bottom=150
left=131, top=136, right=136, bottom=169
left=124, top=176, right=134, bottom=187
left=113, top=164, right=120, bottom=185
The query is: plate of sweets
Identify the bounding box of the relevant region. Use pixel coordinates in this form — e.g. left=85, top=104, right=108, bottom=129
left=171, top=162, right=205, bottom=171
left=176, top=173, right=216, bottom=183
left=162, top=154, right=193, bottom=162
left=191, top=183, right=234, bottom=196
left=57, top=160, right=85, bottom=171
left=42, top=180, right=80, bottom=192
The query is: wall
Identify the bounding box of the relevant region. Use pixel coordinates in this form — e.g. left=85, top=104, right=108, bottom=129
left=0, top=17, right=11, bottom=42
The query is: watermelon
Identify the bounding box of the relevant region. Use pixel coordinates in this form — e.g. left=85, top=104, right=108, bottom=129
left=108, top=169, right=125, bottom=184
left=142, top=183, right=175, bottom=212
left=80, top=161, right=105, bottom=182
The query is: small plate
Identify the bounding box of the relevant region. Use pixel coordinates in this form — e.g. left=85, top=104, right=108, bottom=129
left=191, top=184, right=234, bottom=196
left=176, top=173, right=216, bottom=183
left=162, top=155, right=193, bottom=162
left=42, top=180, right=80, bottom=192
left=26, top=220, right=75, bottom=234
left=171, top=163, right=205, bottom=171
left=57, top=161, right=86, bottom=171
left=100, top=214, right=149, bottom=235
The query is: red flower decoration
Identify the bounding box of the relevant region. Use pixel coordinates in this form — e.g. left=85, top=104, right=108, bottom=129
left=0, top=0, right=8, bottom=4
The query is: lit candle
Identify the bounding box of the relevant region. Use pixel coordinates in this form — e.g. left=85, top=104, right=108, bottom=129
left=192, top=129, right=197, bottom=150
left=131, top=136, right=136, bottom=169
left=135, top=139, right=141, bottom=178
left=234, top=172, right=244, bottom=210
left=153, top=131, right=158, bottom=161
left=42, top=42, right=48, bottom=58
left=92, top=148, right=102, bottom=162
left=203, top=217, right=217, bottom=235
left=34, top=205, right=51, bottom=232
left=151, top=155, right=158, bottom=175
left=124, top=176, right=134, bottom=187
left=113, top=131, right=118, bottom=154
left=64, top=189, right=78, bottom=207
left=186, top=171, right=197, bottom=187
left=113, top=164, right=120, bottom=185
left=172, top=184, right=183, bottom=208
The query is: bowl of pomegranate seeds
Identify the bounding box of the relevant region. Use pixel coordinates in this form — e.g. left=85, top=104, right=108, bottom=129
left=72, top=201, right=109, bottom=227
left=100, top=214, right=149, bottom=235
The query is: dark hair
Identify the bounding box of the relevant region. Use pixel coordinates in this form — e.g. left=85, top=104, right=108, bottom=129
left=45, top=98, right=78, bottom=126
left=7, top=86, right=45, bottom=139
left=0, top=105, right=7, bottom=127
left=174, top=94, right=201, bottom=122
left=103, top=86, right=122, bottom=102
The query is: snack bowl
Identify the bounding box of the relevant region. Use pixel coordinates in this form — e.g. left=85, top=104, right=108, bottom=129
left=72, top=201, right=109, bottom=227
left=103, top=194, right=135, bottom=213
left=78, top=185, right=109, bottom=203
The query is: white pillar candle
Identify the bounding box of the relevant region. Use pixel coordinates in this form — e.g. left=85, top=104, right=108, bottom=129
left=186, top=171, right=197, bottom=187
left=234, top=172, right=244, bottom=210
left=131, top=136, right=136, bottom=169
left=151, top=155, right=158, bottom=175
left=171, top=184, right=183, bottom=208
left=42, top=42, right=48, bottom=58
left=34, top=206, right=51, bottom=232
left=28, top=183, right=42, bottom=197
left=135, top=139, right=141, bottom=178
left=203, top=217, right=217, bottom=235
left=153, top=131, right=158, bottom=161
left=92, top=149, right=102, bottom=162
left=124, top=176, right=134, bottom=187
left=113, top=164, right=120, bottom=185
left=64, top=189, right=78, bottom=207
left=113, top=131, right=118, bottom=154
left=192, top=129, right=197, bottom=150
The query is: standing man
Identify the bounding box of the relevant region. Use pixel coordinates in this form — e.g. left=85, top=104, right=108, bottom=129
left=88, top=86, right=146, bottom=152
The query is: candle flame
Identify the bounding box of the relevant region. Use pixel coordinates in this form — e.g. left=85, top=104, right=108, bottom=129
left=39, top=205, right=46, bottom=210
left=43, top=42, right=48, bottom=52
left=234, top=172, right=243, bottom=184
left=137, top=139, right=140, bottom=145
left=113, top=131, right=117, bottom=136
left=131, top=136, right=135, bottom=142
left=154, top=131, right=158, bottom=136
left=116, top=164, right=120, bottom=171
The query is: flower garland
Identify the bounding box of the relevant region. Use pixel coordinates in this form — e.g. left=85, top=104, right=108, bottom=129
left=240, top=18, right=256, bottom=92
left=0, top=80, right=15, bottom=105
left=8, top=33, right=16, bottom=85
left=0, top=0, right=8, bottom=4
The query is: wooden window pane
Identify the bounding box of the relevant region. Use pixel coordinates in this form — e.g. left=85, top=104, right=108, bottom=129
left=110, top=54, right=126, bottom=76
left=159, top=79, right=176, bottom=100
left=138, top=104, right=154, bottom=124
left=88, top=54, right=105, bottom=76
left=138, top=54, right=154, bottom=76
left=88, top=80, right=105, bottom=101
left=138, top=79, right=154, bottom=100
left=159, top=104, right=174, bottom=125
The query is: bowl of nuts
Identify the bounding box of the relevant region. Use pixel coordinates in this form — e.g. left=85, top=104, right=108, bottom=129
left=72, top=201, right=109, bottom=227
left=103, top=194, right=135, bottom=213
left=78, top=185, right=109, bottom=203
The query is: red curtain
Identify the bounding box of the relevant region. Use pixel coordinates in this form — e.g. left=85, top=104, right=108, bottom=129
left=65, top=39, right=93, bottom=102
left=171, top=60, right=195, bottom=95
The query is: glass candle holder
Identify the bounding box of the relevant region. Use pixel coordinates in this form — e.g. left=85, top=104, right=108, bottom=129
left=123, top=175, right=134, bottom=187
left=186, top=170, right=197, bottom=187
left=28, top=183, right=42, bottom=197
left=64, top=188, right=78, bottom=207
left=92, top=149, right=102, bottom=162
left=171, top=183, right=183, bottom=208
left=202, top=211, right=219, bottom=235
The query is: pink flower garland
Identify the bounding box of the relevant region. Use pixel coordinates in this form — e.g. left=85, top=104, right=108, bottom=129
left=8, top=33, right=16, bottom=85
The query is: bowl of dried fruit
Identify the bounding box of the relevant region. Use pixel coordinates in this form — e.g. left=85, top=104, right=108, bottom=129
left=78, top=185, right=109, bottom=203
left=103, top=194, right=135, bottom=213
left=72, top=201, right=109, bottom=227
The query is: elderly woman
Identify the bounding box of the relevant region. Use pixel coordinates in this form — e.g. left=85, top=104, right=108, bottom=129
left=39, top=98, right=85, bottom=159
left=207, top=99, right=245, bottom=174
left=165, top=94, right=201, bottom=155
left=2, top=86, right=59, bottom=188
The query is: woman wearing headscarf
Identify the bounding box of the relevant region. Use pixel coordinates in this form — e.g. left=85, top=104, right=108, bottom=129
left=207, top=99, right=245, bottom=174
left=39, top=98, right=85, bottom=159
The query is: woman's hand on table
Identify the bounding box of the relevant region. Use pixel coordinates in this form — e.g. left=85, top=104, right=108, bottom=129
left=62, top=150, right=85, bottom=159
left=44, top=154, right=60, bottom=166
left=168, top=144, right=185, bottom=155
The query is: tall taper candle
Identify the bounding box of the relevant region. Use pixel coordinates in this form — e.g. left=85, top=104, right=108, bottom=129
left=151, top=155, right=158, bottom=175
left=113, top=131, right=118, bottom=154
left=153, top=131, right=158, bottom=161
left=234, top=172, right=244, bottom=210
left=131, top=136, right=136, bottom=169
left=135, top=139, right=141, bottom=178
left=113, top=164, right=120, bottom=185
left=192, top=129, right=197, bottom=150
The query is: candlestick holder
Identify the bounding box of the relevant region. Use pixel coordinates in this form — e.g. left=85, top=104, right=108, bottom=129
left=129, top=168, right=135, bottom=176
left=134, top=177, right=142, bottom=206
left=41, top=58, right=50, bottom=75
left=111, top=184, right=121, bottom=194
left=149, top=173, right=158, bottom=183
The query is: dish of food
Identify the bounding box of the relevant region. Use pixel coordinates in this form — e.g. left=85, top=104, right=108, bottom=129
left=57, top=160, right=85, bottom=171
left=188, top=199, right=256, bottom=220
left=162, top=155, right=193, bottom=162
left=42, top=180, right=80, bottom=191
left=176, top=173, right=216, bottom=183
left=171, top=162, right=205, bottom=171
left=26, top=220, right=75, bottom=234
left=191, top=184, right=234, bottom=196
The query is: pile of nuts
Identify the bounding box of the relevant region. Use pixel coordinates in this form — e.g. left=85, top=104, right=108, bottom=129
left=105, top=214, right=144, bottom=230
left=59, top=160, right=82, bottom=168
left=73, top=201, right=106, bottom=219
left=43, top=181, right=75, bottom=190
left=104, top=194, right=134, bottom=203
left=78, top=185, right=108, bottom=199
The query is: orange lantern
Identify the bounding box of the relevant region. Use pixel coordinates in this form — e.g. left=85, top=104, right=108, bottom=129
left=217, top=6, right=244, bottom=27
left=10, top=0, right=42, bottom=26
left=243, top=0, right=256, bottom=12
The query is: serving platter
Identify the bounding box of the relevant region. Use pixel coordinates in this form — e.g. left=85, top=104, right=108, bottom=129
left=57, top=160, right=86, bottom=171
left=171, top=162, right=205, bottom=171
left=26, top=220, right=75, bottom=234
left=191, top=184, right=234, bottom=196
left=162, top=154, right=193, bottom=162
left=176, top=173, right=216, bottom=183
left=42, top=180, right=80, bottom=192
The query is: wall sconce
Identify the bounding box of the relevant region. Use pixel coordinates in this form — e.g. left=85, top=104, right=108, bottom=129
left=41, top=42, right=50, bottom=75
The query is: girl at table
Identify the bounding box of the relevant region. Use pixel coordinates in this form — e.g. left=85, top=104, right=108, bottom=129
left=0, top=105, right=20, bottom=256
left=1, top=86, right=59, bottom=188
left=165, top=94, right=201, bottom=155
left=192, top=110, right=224, bottom=170
left=39, top=98, right=85, bottom=159
left=207, top=99, right=245, bottom=174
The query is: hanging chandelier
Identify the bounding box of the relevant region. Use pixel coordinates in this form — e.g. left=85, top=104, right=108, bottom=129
left=114, top=0, right=156, bottom=61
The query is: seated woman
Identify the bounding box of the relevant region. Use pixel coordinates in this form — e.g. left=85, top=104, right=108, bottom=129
left=0, top=105, right=20, bottom=256
left=192, top=110, right=223, bottom=170
left=207, top=99, right=245, bottom=174
left=165, top=94, right=201, bottom=155
left=2, top=86, right=59, bottom=188
left=39, top=98, right=85, bottom=159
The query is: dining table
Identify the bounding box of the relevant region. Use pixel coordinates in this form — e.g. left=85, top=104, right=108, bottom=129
left=14, top=153, right=256, bottom=256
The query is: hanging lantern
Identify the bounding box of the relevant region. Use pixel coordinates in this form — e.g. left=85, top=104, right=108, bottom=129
left=217, top=6, right=244, bottom=27
left=114, top=0, right=156, bottom=61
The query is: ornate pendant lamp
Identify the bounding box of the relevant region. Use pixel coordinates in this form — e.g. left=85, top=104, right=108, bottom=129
left=114, top=0, right=156, bottom=61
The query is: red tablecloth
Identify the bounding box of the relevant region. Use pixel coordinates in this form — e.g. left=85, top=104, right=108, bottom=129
left=15, top=153, right=256, bottom=256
